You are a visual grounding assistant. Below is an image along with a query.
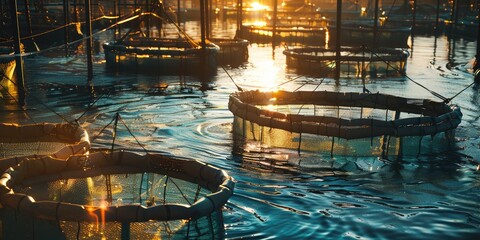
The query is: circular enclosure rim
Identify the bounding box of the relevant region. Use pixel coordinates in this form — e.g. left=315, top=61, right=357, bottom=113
left=0, top=150, right=234, bottom=222
left=228, top=90, right=462, bottom=140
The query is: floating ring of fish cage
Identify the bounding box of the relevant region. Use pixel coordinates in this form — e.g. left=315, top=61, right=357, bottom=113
left=212, top=38, right=250, bottom=65
left=0, top=150, right=234, bottom=239
left=229, top=90, right=462, bottom=157
left=283, top=46, right=409, bottom=77
left=103, top=38, right=220, bottom=75
left=0, top=123, right=90, bottom=172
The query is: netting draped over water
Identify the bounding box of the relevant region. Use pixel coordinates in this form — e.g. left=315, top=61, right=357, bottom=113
left=0, top=150, right=234, bottom=239
left=229, top=90, right=462, bottom=158
left=0, top=123, right=90, bottom=172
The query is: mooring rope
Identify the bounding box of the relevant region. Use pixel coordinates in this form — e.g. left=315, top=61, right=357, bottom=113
left=221, top=65, right=243, bottom=91
left=366, top=46, right=450, bottom=102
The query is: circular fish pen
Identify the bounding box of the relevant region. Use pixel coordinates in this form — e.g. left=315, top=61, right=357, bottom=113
left=229, top=90, right=462, bottom=159
left=0, top=150, right=234, bottom=239
left=103, top=38, right=220, bottom=76
left=239, top=25, right=327, bottom=46
left=212, top=38, right=249, bottom=66
left=0, top=123, right=90, bottom=172
left=283, top=46, right=409, bottom=77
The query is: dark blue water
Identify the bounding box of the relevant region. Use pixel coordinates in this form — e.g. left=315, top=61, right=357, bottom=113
left=1, top=23, right=480, bottom=239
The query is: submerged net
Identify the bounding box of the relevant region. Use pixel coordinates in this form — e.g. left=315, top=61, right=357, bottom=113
left=0, top=123, right=90, bottom=172
left=229, top=90, right=462, bottom=159
left=0, top=150, right=234, bottom=239
left=283, top=46, right=408, bottom=77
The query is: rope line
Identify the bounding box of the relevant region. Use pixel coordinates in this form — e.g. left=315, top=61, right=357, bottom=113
left=221, top=65, right=243, bottom=91
left=366, top=46, right=449, bottom=102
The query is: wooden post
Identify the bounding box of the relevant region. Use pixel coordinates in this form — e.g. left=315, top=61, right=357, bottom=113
left=85, top=0, right=93, bottom=81
left=63, top=0, right=70, bottom=56
left=10, top=0, right=25, bottom=105
left=334, top=0, right=342, bottom=80
left=272, top=0, right=278, bottom=51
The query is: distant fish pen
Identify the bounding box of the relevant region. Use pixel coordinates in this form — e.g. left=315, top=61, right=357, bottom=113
left=212, top=38, right=249, bottom=66
left=283, top=46, right=409, bottom=77
left=0, top=123, right=90, bottom=172
left=103, top=38, right=220, bottom=76
left=229, top=90, right=462, bottom=159
left=239, top=25, right=326, bottom=46
left=328, top=24, right=411, bottom=48
left=0, top=150, right=234, bottom=239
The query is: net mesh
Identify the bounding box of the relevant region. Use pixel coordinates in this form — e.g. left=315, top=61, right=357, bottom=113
left=283, top=47, right=408, bottom=77
left=0, top=123, right=90, bottom=172
left=0, top=151, right=233, bottom=239
left=229, top=90, right=461, bottom=160
left=3, top=173, right=224, bottom=239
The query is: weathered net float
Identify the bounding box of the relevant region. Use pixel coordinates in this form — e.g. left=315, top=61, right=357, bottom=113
left=0, top=123, right=90, bottom=172
left=103, top=38, right=220, bottom=76
left=283, top=46, right=409, bottom=77
left=0, top=47, right=15, bottom=87
left=211, top=38, right=250, bottom=66
left=0, top=150, right=234, bottom=239
left=229, top=90, right=462, bottom=160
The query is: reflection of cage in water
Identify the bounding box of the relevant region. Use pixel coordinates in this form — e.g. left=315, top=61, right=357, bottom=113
left=0, top=150, right=234, bottom=239
left=229, top=90, right=462, bottom=158
left=0, top=123, right=90, bottom=172
left=283, top=46, right=409, bottom=78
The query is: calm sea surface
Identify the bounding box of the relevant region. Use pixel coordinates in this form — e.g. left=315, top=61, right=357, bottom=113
left=1, top=19, right=479, bottom=239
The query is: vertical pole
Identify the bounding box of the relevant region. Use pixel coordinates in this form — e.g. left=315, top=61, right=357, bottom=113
left=10, top=0, right=25, bottom=105
left=63, top=0, right=70, bottom=56
left=372, top=0, right=379, bottom=48
left=85, top=0, right=93, bottom=81
left=200, top=0, right=207, bottom=77
left=236, top=0, right=243, bottom=36
left=206, top=0, right=211, bottom=39
left=435, top=0, right=440, bottom=34
left=113, top=0, right=117, bottom=40
left=24, top=0, right=35, bottom=51
left=474, top=0, right=480, bottom=76
left=147, top=0, right=150, bottom=37
left=177, top=0, right=181, bottom=26
left=452, top=0, right=460, bottom=34
left=73, top=0, right=78, bottom=22
left=412, top=0, right=417, bottom=35
left=450, top=0, right=456, bottom=33
left=335, top=0, right=342, bottom=80
left=272, top=0, right=278, bottom=52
